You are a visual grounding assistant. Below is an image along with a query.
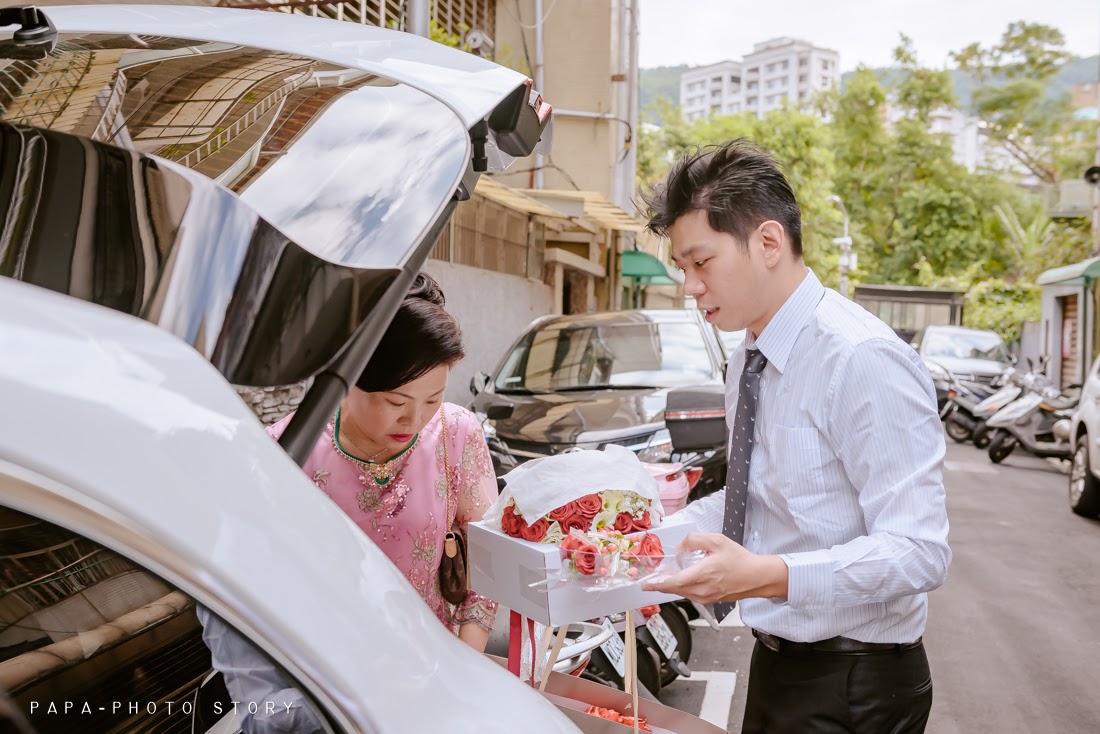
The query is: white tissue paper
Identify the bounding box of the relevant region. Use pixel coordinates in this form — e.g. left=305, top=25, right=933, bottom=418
left=483, top=444, right=664, bottom=527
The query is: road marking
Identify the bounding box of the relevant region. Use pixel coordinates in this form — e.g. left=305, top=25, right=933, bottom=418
left=943, top=459, right=998, bottom=474
left=689, top=671, right=737, bottom=728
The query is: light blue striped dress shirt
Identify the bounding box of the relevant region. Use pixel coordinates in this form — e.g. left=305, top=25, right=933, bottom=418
left=678, top=269, right=951, bottom=644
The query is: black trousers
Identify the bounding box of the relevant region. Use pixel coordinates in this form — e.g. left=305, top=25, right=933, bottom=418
left=741, top=639, right=933, bottom=733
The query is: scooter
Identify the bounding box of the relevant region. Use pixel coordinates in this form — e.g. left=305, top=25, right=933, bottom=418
left=986, top=385, right=1079, bottom=464
left=940, top=372, right=1002, bottom=444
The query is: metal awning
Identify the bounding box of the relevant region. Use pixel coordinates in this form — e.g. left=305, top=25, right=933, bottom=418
left=474, top=178, right=566, bottom=219
left=620, top=249, right=683, bottom=286
left=520, top=189, right=644, bottom=232
left=1037, top=257, right=1100, bottom=286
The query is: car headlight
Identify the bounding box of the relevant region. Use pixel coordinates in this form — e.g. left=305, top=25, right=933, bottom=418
left=637, top=428, right=673, bottom=463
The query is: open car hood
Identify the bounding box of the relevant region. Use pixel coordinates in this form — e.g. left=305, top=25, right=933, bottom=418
left=0, top=6, right=552, bottom=389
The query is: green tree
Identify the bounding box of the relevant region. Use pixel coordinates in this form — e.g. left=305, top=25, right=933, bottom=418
left=952, top=22, right=1091, bottom=183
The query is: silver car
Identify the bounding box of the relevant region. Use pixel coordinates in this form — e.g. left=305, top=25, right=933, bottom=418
left=0, top=6, right=575, bottom=733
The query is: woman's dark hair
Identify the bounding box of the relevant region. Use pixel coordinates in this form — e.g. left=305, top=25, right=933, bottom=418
left=641, top=138, right=803, bottom=256
left=355, top=273, right=465, bottom=393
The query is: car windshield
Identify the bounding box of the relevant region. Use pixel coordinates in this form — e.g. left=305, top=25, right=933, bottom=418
left=495, top=320, right=717, bottom=391
left=923, top=330, right=1009, bottom=362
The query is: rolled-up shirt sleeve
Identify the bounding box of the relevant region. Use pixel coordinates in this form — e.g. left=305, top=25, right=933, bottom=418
left=780, top=337, right=952, bottom=610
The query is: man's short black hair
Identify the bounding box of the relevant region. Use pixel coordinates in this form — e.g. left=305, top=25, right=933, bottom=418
left=642, top=138, right=803, bottom=257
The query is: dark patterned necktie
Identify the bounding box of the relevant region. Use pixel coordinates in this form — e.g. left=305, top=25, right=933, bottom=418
left=714, top=348, right=768, bottom=623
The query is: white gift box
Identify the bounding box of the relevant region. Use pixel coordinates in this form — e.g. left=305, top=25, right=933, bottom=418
left=468, top=518, right=696, bottom=627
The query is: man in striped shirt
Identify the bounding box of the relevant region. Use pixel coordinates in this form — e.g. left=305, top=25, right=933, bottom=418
left=643, top=139, right=951, bottom=733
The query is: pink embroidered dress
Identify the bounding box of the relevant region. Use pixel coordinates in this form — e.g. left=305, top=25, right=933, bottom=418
left=267, top=404, right=499, bottom=633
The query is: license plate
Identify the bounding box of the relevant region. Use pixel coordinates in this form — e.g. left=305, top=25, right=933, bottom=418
left=599, top=618, right=626, bottom=677
left=646, top=612, right=678, bottom=659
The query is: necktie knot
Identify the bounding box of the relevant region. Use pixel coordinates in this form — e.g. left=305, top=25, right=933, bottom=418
left=743, top=349, right=768, bottom=374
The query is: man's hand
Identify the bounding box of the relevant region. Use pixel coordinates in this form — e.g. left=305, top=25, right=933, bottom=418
left=642, top=533, right=790, bottom=604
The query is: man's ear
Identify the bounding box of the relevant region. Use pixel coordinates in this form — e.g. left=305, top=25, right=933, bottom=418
left=757, top=220, right=786, bottom=266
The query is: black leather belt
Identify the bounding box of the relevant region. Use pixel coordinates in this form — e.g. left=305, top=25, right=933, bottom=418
left=752, top=629, right=923, bottom=655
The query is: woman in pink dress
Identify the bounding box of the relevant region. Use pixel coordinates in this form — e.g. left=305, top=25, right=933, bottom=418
left=268, top=273, right=498, bottom=651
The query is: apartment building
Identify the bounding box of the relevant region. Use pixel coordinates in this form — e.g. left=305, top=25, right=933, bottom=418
left=680, top=37, right=839, bottom=120
left=680, top=60, right=742, bottom=122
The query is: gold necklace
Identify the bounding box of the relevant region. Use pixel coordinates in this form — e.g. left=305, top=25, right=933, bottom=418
left=334, top=408, right=419, bottom=486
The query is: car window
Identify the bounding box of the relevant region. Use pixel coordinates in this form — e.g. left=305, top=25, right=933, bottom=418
left=495, top=320, right=718, bottom=390
left=922, top=330, right=1008, bottom=363
left=0, top=506, right=341, bottom=734
left=717, top=329, right=746, bottom=356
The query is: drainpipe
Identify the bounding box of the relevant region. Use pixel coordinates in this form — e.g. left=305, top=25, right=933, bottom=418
left=408, top=0, right=429, bottom=37
left=534, top=0, right=545, bottom=188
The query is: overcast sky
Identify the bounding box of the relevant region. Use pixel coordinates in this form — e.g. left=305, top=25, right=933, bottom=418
left=638, top=0, right=1100, bottom=72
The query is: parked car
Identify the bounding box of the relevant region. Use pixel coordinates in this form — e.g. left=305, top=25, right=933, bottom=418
left=912, top=325, right=1012, bottom=410
left=0, top=6, right=572, bottom=734
left=469, top=309, right=729, bottom=501
left=1067, top=355, right=1100, bottom=517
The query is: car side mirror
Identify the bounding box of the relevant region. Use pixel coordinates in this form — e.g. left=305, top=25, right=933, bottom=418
left=665, top=385, right=727, bottom=452
left=486, top=404, right=514, bottom=421
left=470, top=371, right=490, bottom=395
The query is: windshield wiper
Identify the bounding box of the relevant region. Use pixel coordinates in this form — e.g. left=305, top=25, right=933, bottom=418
left=495, top=387, right=551, bottom=395
left=551, top=384, right=658, bottom=392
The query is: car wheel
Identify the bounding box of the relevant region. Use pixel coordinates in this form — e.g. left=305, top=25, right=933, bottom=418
left=988, top=430, right=1017, bottom=464
left=945, top=415, right=972, bottom=443
left=1069, top=435, right=1100, bottom=517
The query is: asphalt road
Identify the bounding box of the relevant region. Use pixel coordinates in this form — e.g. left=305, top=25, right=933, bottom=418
left=661, top=438, right=1100, bottom=732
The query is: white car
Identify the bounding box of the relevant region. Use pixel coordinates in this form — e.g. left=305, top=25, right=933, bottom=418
left=0, top=6, right=575, bottom=734
left=1068, top=356, right=1100, bottom=518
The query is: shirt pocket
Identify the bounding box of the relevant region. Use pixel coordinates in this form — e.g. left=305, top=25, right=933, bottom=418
left=767, top=425, right=833, bottom=522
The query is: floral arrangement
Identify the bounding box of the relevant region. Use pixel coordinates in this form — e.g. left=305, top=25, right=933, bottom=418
left=499, top=490, right=654, bottom=543
left=559, top=532, right=664, bottom=579
left=584, top=706, right=652, bottom=732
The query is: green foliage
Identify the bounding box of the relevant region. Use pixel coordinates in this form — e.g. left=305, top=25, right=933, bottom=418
left=639, top=65, right=690, bottom=121
left=635, top=22, right=1097, bottom=341
left=951, top=22, right=1091, bottom=183
left=963, top=279, right=1041, bottom=344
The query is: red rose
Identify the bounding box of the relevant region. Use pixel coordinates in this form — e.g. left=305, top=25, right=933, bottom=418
left=575, top=494, right=603, bottom=518
left=614, top=512, right=635, bottom=533
left=559, top=511, right=592, bottom=535
left=561, top=536, right=598, bottom=575
left=501, top=504, right=525, bottom=538
left=637, top=533, right=664, bottom=570
left=548, top=500, right=581, bottom=523
left=615, top=510, right=653, bottom=533
left=520, top=517, right=550, bottom=542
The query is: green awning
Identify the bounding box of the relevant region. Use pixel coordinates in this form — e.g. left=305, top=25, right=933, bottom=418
left=621, top=249, right=683, bottom=286
left=1037, top=257, right=1100, bottom=286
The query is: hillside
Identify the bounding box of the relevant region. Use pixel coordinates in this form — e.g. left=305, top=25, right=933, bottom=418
left=641, top=56, right=1099, bottom=120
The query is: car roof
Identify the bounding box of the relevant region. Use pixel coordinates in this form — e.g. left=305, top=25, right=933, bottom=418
left=922, top=325, right=1003, bottom=338
left=0, top=277, right=577, bottom=733
left=532, top=309, right=701, bottom=330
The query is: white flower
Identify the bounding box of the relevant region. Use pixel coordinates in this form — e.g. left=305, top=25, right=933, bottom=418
left=592, top=509, right=619, bottom=532
left=543, top=520, right=565, bottom=544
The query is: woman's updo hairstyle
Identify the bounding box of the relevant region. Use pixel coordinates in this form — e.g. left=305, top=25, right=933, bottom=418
left=354, top=273, right=465, bottom=393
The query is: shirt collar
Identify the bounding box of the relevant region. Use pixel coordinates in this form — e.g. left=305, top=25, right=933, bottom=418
left=745, top=268, right=825, bottom=374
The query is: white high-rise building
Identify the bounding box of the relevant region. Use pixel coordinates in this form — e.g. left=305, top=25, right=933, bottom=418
left=679, top=61, right=742, bottom=122
left=742, top=38, right=839, bottom=116
left=679, top=38, right=839, bottom=121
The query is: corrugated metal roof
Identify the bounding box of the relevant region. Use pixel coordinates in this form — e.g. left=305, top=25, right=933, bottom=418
left=474, top=178, right=565, bottom=218
left=521, top=189, right=644, bottom=232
